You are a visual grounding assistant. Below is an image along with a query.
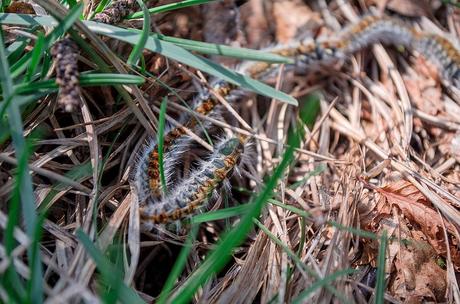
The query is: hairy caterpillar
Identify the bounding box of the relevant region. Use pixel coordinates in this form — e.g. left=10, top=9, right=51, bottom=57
left=293, top=15, right=460, bottom=86
left=134, top=14, right=460, bottom=231
left=93, top=0, right=138, bottom=25
left=133, top=79, right=240, bottom=204
left=51, top=38, right=81, bottom=112
left=139, top=136, right=246, bottom=231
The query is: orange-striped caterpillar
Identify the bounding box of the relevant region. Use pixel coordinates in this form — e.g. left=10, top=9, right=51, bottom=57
left=293, top=15, right=460, bottom=86
left=133, top=79, right=239, bottom=205
left=138, top=136, right=246, bottom=232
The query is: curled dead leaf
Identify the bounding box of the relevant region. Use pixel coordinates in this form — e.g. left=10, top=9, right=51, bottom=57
left=362, top=179, right=460, bottom=267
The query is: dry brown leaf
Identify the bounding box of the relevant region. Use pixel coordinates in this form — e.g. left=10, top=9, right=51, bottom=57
left=390, top=237, right=447, bottom=303
left=368, top=180, right=460, bottom=266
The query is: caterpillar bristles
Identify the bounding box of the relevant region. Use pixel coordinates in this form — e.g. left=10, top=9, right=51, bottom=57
left=293, top=14, right=460, bottom=87
left=139, top=136, right=249, bottom=232
left=93, top=0, right=137, bottom=25
left=51, top=38, right=81, bottom=112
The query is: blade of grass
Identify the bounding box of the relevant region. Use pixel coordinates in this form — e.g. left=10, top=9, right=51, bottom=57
left=375, top=231, right=388, bottom=304
left=328, top=221, right=378, bottom=240
left=268, top=198, right=378, bottom=240
left=191, top=205, right=249, bottom=224
left=148, top=33, right=293, bottom=63
left=288, top=164, right=325, bottom=189
left=76, top=230, right=145, bottom=304
left=1, top=0, right=12, bottom=11
left=157, top=224, right=199, bottom=304
left=127, top=0, right=150, bottom=66
left=158, top=97, right=168, bottom=195
left=0, top=25, right=43, bottom=303
left=291, top=269, right=356, bottom=303
left=27, top=199, right=47, bottom=303
left=13, top=73, right=145, bottom=95
left=268, top=199, right=310, bottom=218
left=128, top=0, right=216, bottom=18
left=25, top=32, right=45, bottom=82
left=2, top=134, right=29, bottom=302
left=298, top=93, right=321, bottom=129
left=6, top=38, right=28, bottom=62
left=92, top=0, right=111, bottom=16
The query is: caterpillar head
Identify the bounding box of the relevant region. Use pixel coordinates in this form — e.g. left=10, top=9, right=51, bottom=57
left=218, top=137, right=244, bottom=157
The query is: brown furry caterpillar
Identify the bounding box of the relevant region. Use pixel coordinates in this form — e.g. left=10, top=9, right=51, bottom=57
left=138, top=136, right=246, bottom=232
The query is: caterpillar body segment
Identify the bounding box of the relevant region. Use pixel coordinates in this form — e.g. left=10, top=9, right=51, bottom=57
left=413, top=34, right=460, bottom=87
left=139, top=136, right=246, bottom=231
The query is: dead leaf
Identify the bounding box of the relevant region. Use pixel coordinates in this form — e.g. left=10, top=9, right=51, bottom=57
left=390, top=236, right=447, bottom=303
left=365, top=180, right=460, bottom=266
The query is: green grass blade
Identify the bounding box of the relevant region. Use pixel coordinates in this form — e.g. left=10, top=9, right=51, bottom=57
left=288, top=164, right=325, bottom=189
left=76, top=230, right=145, bottom=304
left=291, top=269, right=356, bottom=303
left=13, top=73, right=145, bottom=94
left=128, top=0, right=216, bottom=18
left=6, top=38, right=27, bottom=62
left=158, top=97, right=168, bottom=194
left=127, top=0, right=150, bottom=66
left=27, top=204, right=47, bottom=303
left=299, top=93, right=321, bottom=129
left=2, top=134, right=29, bottom=302
left=191, top=205, right=249, bottom=224
left=92, top=0, right=111, bottom=15
left=375, top=231, right=388, bottom=304
left=25, top=32, right=45, bottom=81
left=0, top=18, right=39, bottom=246
left=1, top=0, right=12, bottom=11
left=328, top=221, right=378, bottom=240
left=158, top=225, right=199, bottom=304
left=152, top=34, right=293, bottom=63
left=77, top=73, right=145, bottom=85
left=268, top=199, right=311, bottom=218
